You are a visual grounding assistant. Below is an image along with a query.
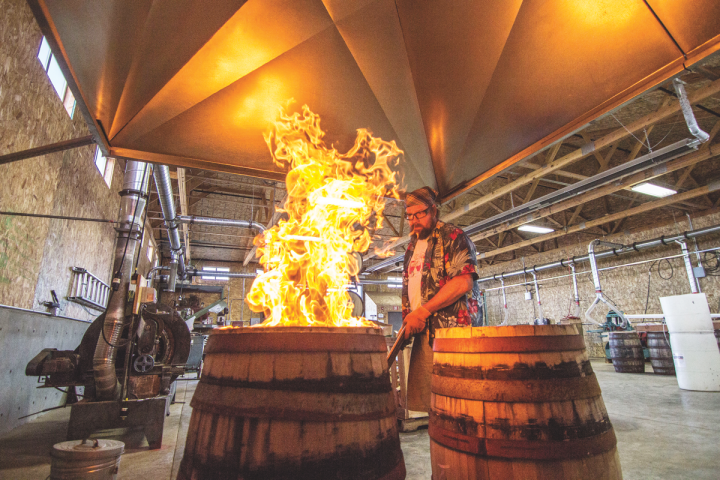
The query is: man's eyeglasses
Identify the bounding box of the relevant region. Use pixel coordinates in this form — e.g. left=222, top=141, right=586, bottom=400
left=405, top=207, right=430, bottom=221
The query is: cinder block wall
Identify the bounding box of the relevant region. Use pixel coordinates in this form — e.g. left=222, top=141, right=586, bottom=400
left=477, top=212, right=720, bottom=356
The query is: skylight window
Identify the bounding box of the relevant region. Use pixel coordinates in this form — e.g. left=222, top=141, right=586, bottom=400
left=202, top=266, right=230, bottom=281
left=630, top=183, right=677, bottom=198
left=94, top=146, right=114, bottom=188
left=518, top=225, right=554, bottom=234
left=37, top=37, right=76, bottom=118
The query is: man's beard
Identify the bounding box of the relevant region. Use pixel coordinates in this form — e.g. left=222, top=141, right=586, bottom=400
left=413, top=218, right=437, bottom=240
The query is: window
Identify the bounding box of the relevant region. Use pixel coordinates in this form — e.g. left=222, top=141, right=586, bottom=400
left=147, top=243, right=155, bottom=263
left=201, top=266, right=230, bottom=281
left=94, top=146, right=115, bottom=188
left=37, top=37, right=76, bottom=118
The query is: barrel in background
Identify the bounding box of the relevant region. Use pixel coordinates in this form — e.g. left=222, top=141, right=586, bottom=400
left=178, top=326, right=405, bottom=480
left=647, top=331, right=675, bottom=376
left=609, top=331, right=645, bottom=373
left=430, top=324, right=622, bottom=480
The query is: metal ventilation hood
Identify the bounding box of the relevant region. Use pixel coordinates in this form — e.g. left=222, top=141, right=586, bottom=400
left=28, top=0, right=720, bottom=201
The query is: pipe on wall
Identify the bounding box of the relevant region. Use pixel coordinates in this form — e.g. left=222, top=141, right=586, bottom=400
left=176, top=215, right=265, bottom=232
left=93, top=160, right=151, bottom=401
left=479, top=224, right=720, bottom=284
left=153, top=165, right=185, bottom=283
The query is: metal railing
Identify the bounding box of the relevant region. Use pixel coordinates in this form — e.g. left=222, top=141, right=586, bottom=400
left=67, top=267, right=110, bottom=311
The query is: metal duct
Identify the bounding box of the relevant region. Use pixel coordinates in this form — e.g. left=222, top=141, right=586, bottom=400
left=185, top=269, right=257, bottom=279
left=153, top=165, right=185, bottom=282
left=477, top=224, right=720, bottom=284
left=176, top=215, right=266, bottom=231
left=93, top=160, right=151, bottom=400
left=673, top=78, right=710, bottom=144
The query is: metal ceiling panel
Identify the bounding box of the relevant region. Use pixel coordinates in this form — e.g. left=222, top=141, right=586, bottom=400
left=112, top=0, right=334, bottom=145
left=334, top=0, right=436, bottom=189
left=122, top=26, right=426, bottom=189
left=109, top=0, right=249, bottom=140
left=42, top=0, right=152, bottom=141
left=394, top=0, right=524, bottom=192
left=320, top=0, right=378, bottom=23
left=646, top=0, right=720, bottom=63
left=25, top=0, right=720, bottom=197
left=448, top=0, right=683, bottom=196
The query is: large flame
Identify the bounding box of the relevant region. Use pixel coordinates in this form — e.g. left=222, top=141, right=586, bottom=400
left=246, top=105, right=402, bottom=327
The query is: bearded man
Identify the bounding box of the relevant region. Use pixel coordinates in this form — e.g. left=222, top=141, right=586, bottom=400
left=401, top=186, right=482, bottom=412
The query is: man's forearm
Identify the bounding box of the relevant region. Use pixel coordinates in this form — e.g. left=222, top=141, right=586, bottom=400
left=422, top=274, right=474, bottom=313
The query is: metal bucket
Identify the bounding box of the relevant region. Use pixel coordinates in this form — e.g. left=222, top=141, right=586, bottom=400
left=51, top=439, right=124, bottom=479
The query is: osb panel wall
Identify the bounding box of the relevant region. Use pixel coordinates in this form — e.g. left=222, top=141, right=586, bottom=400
left=478, top=211, right=720, bottom=356
left=0, top=0, right=122, bottom=321
left=32, top=152, right=123, bottom=321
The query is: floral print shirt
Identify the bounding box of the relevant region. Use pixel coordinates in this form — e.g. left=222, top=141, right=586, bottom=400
left=402, top=221, right=482, bottom=335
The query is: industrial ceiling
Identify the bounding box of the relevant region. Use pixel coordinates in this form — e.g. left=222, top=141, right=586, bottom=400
left=28, top=0, right=720, bottom=201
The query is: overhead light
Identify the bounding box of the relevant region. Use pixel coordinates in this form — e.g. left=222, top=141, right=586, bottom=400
left=386, top=276, right=402, bottom=288
left=518, top=225, right=554, bottom=234
left=631, top=182, right=677, bottom=198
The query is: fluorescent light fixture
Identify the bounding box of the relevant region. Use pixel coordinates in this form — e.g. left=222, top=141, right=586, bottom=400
left=631, top=182, right=676, bottom=198
left=386, top=276, right=402, bottom=288
left=316, top=197, right=364, bottom=209
left=518, top=225, right=554, bottom=234
left=286, top=235, right=321, bottom=242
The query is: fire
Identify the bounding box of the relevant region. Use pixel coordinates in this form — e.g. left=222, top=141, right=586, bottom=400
left=246, top=105, right=402, bottom=327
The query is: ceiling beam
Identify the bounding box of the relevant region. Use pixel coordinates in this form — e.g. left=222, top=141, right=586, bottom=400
left=469, top=141, right=719, bottom=243
left=177, top=168, right=191, bottom=262
left=478, top=182, right=720, bottom=260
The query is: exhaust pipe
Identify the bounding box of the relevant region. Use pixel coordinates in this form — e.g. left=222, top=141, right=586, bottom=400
left=153, top=165, right=185, bottom=287
left=93, top=161, right=151, bottom=400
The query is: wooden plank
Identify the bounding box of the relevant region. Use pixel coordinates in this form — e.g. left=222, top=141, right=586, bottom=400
left=243, top=193, right=287, bottom=266
left=177, top=168, right=191, bottom=262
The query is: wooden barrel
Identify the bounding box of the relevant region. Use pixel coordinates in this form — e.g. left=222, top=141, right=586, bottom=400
left=609, top=331, right=645, bottom=373
left=429, top=325, right=622, bottom=480
left=646, top=331, right=676, bottom=376
left=178, top=326, right=405, bottom=480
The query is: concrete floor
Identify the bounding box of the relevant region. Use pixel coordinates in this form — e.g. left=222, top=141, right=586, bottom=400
left=2, top=360, right=719, bottom=479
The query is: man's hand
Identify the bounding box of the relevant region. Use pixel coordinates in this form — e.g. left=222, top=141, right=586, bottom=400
left=403, top=306, right=431, bottom=340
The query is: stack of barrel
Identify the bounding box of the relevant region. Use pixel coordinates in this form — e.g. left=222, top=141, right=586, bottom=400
left=429, top=325, right=622, bottom=479
left=178, top=326, right=405, bottom=480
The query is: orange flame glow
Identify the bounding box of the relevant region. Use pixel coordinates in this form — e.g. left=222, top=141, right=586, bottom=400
left=246, top=105, right=402, bottom=327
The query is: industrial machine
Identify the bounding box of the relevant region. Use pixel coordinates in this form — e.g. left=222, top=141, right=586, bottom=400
left=586, top=311, right=650, bottom=362
left=24, top=162, right=193, bottom=449
left=26, top=288, right=190, bottom=448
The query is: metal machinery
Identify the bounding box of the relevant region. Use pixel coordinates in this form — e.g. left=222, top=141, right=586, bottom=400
left=24, top=162, right=190, bottom=449
left=586, top=311, right=650, bottom=363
